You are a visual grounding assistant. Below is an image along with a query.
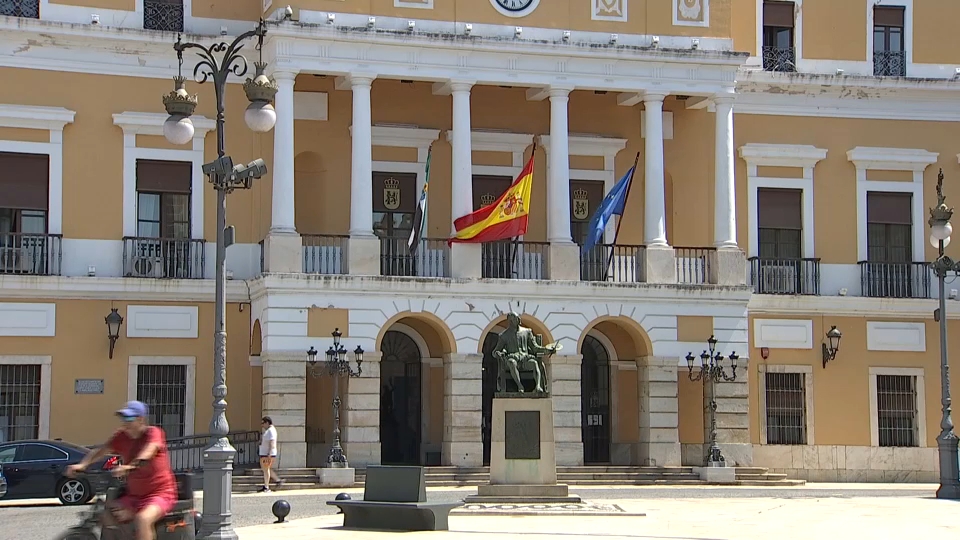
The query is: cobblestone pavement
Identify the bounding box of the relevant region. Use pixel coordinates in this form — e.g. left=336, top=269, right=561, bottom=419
left=0, top=484, right=943, bottom=540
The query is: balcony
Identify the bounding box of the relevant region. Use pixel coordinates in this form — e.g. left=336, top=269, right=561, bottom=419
left=580, top=244, right=644, bottom=283
left=0, top=233, right=61, bottom=276
left=0, top=0, right=39, bottom=18
left=874, top=50, right=906, bottom=77
left=143, top=0, right=184, bottom=32
left=482, top=241, right=547, bottom=280
left=122, top=237, right=205, bottom=279
left=675, top=247, right=714, bottom=285
left=380, top=236, right=450, bottom=278
left=762, top=46, right=797, bottom=73
left=749, top=257, right=821, bottom=295
left=303, top=234, right=347, bottom=274
left=859, top=261, right=930, bottom=299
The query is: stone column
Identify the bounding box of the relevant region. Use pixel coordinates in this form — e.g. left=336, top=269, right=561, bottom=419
left=641, top=93, right=676, bottom=284
left=261, top=352, right=307, bottom=468
left=442, top=353, right=483, bottom=466
left=549, top=354, right=584, bottom=466
left=637, top=357, right=681, bottom=466
left=704, top=358, right=752, bottom=466
left=546, top=86, right=581, bottom=281
left=709, top=94, right=747, bottom=285
left=448, top=81, right=482, bottom=279
left=346, top=74, right=380, bottom=275
left=262, top=70, right=303, bottom=273
left=342, top=351, right=381, bottom=466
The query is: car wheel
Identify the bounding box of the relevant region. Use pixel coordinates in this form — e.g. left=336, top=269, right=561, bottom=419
left=53, top=527, right=98, bottom=540
left=57, top=477, right=89, bottom=505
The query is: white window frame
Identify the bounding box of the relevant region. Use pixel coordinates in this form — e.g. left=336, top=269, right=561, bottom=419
left=128, top=356, right=196, bottom=437
left=868, top=366, right=926, bottom=448
left=366, top=125, right=440, bottom=229
left=847, top=147, right=937, bottom=262
left=0, top=105, right=76, bottom=236
left=112, top=112, right=215, bottom=241
left=738, top=143, right=827, bottom=259
left=752, top=0, right=803, bottom=69
left=757, top=364, right=814, bottom=446
left=867, top=0, right=913, bottom=77
left=0, top=356, right=52, bottom=441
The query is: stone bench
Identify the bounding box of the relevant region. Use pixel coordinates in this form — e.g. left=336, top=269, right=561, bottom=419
left=326, top=465, right=462, bottom=531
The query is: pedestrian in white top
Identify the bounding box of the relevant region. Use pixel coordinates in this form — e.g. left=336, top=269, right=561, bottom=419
left=258, top=416, right=283, bottom=492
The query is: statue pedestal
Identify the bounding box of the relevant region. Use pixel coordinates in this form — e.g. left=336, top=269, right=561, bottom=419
left=465, top=396, right=581, bottom=504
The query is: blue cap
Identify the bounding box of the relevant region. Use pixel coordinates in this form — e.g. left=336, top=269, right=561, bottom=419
left=117, top=400, right=148, bottom=418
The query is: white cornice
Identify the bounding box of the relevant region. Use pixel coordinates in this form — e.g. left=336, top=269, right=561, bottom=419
left=446, top=130, right=536, bottom=154
left=846, top=147, right=939, bottom=173
left=539, top=135, right=627, bottom=159
left=0, top=276, right=250, bottom=302
left=0, top=104, right=76, bottom=131
left=738, top=144, right=828, bottom=170
left=112, top=112, right=216, bottom=137
left=369, top=125, right=440, bottom=149
left=749, top=294, right=960, bottom=320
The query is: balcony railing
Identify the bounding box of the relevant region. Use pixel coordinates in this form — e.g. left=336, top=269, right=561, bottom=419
left=303, top=234, right=347, bottom=274
left=749, top=257, right=821, bottom=295
left=381, top=236, right=450, bottom=278
left=675, top=247, right=714, bottom=285
left=166, top=430, right=260, bottom=473
left=874, top=50, right=906, bottom=77
left=0, top=233, right=61, bottom=276
left=762, top=46, right=797, bottom=72
left=580, top=244, right=644, bottom=283
left=0, top=0, right=39, bottom=18
left=143, top=0, right=184, bottom=32
left=482, top=240, right=547, bottom=280
left=859, top=261, right=930, bottom=299
left=122, top=237, right=205, bottom=279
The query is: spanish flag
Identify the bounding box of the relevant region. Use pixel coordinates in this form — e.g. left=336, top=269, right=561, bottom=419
left=449, top=150, right=535, bottom=244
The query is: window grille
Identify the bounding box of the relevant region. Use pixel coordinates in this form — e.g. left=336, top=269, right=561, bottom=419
left=143, top=0, right=184, bottom=32
left=137, top=365, right=187, bottom=438
left=764, top=372, right=806, bottom=445
left=876, top=374, right=917, bottom=447
left=0, top=364, right=41, bottom=442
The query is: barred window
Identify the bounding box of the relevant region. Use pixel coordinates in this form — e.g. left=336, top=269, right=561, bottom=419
left=764, top=372, right=806, bottom=445
left=0, top=364, right=41, bottom=442
left=136, top=365, right=187, bottom=438
left=877, top=374, right=918, bottom=447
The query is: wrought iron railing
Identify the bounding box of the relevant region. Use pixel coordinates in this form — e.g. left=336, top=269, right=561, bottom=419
left=482, top=240, right=547, bottom=280
left=0, top=233, right=62, bottom=276
left=859, top=261, right=930, bottom=299
left=143, top=0, right=184, bottom=32
left=874, top=50, right=906, bottom=77
left=749, top=257, right=821, bottom=295
left=380, top=236, right=450, bottom=278
left=165, top=430, right=261, bottom=473
left=580, top=244, right=644, bottom=283
left=0, top=0, right=39, bottom=18
left=762, top=46, right=797, bottom=72
left=675, top=247, right=714, bottom=285
left=122, top=237, right=205, bottom=279
left=302, top=234, right=347, bottom=274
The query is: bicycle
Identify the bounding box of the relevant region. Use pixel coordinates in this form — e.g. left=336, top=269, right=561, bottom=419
left=55, top=471, right=197, bottom=540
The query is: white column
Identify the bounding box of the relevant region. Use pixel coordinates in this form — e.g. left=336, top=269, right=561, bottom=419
left=349, top=75, right=375, bottom=237
left=643, top=93, right=668, bottom=247
left=270, top=71, right=298, bottom=233
left=548, top=87, right=573, bottom=243
left=714, top=95, right=737, bottom=248
left=450, top=81, right=474, bottom=232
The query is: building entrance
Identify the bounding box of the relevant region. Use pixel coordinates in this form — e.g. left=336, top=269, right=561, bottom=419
left=481, top=333, right=499, bottom=466
left=581, top=334, right=611, bottom=464
left=380, top=330, right=422, bottom=465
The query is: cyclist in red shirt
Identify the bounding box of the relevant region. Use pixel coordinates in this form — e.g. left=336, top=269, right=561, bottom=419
left=68, top=400, right=178, bottom=540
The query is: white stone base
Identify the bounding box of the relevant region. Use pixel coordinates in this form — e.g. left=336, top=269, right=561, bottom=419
left=709, top=247, right=747, bottom=286
left=643, top=245, right=677, bottom=284
left=450, top=243, right=481, bottom=278
left=316, top=467, right=356, bottom=487
left=693, top=465, right=737, bottom=484
left=547, top=242, right=581, bottom=281
left=489, top=397, right=557, bottom=485
left=346, top=235, right=381, bottom=275
left=262, top=232, right=303, bottom=273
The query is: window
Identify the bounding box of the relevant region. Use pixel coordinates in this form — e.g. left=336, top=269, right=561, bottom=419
left=0, top=1, right=40, bottom=19
left=0, top=364, right=41, bottom=442
left=876, top=374, right=918, bottom=447
left=0, top=152, right=50, bottom=275
left=762, top=1, right=796, bottom=72
left=874, top=6, right=906, bottom=76
left=764, top=372, right=806, bottom=445
left=0, top=445, right=16, bottom=463
left=373, top=172, right=418, bottom=276
left=19, top=443, right=68, bottom=462
left=135, top=160, right=191, bottom=240
left=143, top=0, right=184, bottom=32
left=136, top=365, right=187, bottom=438
left=757, top=188, right=802, bottom=260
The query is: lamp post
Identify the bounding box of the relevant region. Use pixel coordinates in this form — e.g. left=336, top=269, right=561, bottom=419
left=161, top=19, right=278, bottom=540
left=105, top=308, right=123, bottom=359
left=927, top=169, right=960, bottom=500
left=686, top=335, right=739, bottom=467
left=307, top=328, right=363, bottom=468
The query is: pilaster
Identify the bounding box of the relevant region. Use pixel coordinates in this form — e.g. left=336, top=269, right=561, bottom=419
left=261, top=352, right=307, bottom=469
left=442, top=353, right=483, bottom=466
left=637, top=357, right=681, bottom=466
left=343, top=351, right=381, bottom=466
left=549, top=354, right=584, bottom=466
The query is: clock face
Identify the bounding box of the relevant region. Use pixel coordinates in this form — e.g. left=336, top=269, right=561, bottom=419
left=495, top=0, right=536, bottom=13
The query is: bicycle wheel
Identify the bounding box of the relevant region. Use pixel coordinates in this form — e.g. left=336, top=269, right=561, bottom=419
left=53, top=527, right=98, bottom=540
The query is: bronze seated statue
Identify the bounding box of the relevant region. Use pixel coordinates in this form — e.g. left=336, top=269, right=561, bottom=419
left=491, top=312, right=562, bottom=395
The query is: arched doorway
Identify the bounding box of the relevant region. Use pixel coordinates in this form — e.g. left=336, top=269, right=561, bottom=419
left=581, top=334, right=611, bottom=464
left=380, top=330, right=422, bottom=465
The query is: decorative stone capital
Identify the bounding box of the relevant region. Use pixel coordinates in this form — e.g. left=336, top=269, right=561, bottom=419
left=713, top=94, right=736, bottom=106
left=643, top=91, right=668, bottom=103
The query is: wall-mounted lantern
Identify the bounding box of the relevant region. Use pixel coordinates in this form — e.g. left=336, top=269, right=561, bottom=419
left=105, top=308, right=123, bottom=359
left=822, top=325, right=842, bottom=368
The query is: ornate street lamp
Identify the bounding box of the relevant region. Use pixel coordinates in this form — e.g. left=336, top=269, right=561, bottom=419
left=307, top=328, right=363, bottom=468
left=686, top=335, right=738, bottom=467
left=927, top=169, right=960, bottom=500
left=821, top=326, right=842, bottom=368
left=161, top=19, right=277, bottom=540
left=105, top=308, right=123, bottom=359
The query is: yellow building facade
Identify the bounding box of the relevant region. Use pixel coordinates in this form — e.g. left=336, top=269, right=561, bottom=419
left=1, top=0, right=958, bottom=483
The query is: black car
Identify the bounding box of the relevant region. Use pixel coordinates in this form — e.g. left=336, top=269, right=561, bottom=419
left=0, top=439, right=118, bottom=505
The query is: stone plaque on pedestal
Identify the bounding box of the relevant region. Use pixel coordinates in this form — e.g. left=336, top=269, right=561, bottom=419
left=504, top=410, right=540, bottom=460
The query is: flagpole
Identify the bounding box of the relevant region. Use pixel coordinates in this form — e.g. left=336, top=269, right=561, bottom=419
left=511, top=137, right=538, bottom=277
left=603, top=152, right=641, bottom=280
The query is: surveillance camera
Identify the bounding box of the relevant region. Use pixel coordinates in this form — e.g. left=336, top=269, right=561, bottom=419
left=220, top=26, right=228, bottom=36
left=609, top=33, right=618, bottom=45
left=562, top=30, right=570, bottom=42
left=691, top=39, right=700, bottom=50
left=367, top=16, right=376, bottom=28
left=515, top=26, right=522, bottom=38
left=651, top=36, right=660, bottom=48
left=408, top=20, right=416, bottom=32
left=91, top=14, right=99, bottom=24
left=284, top=5, right=293, bottom=18
left=838, top=288, right=848, bottom=296
left=836, top=68, right=845, bottom=75
left=231, top=159, right=269, bottom=188
left=464, top=23, right=472, bottom=36
left=327, top=13, right=335, bottom=24
left=87, top=265, right=96, bottom=277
